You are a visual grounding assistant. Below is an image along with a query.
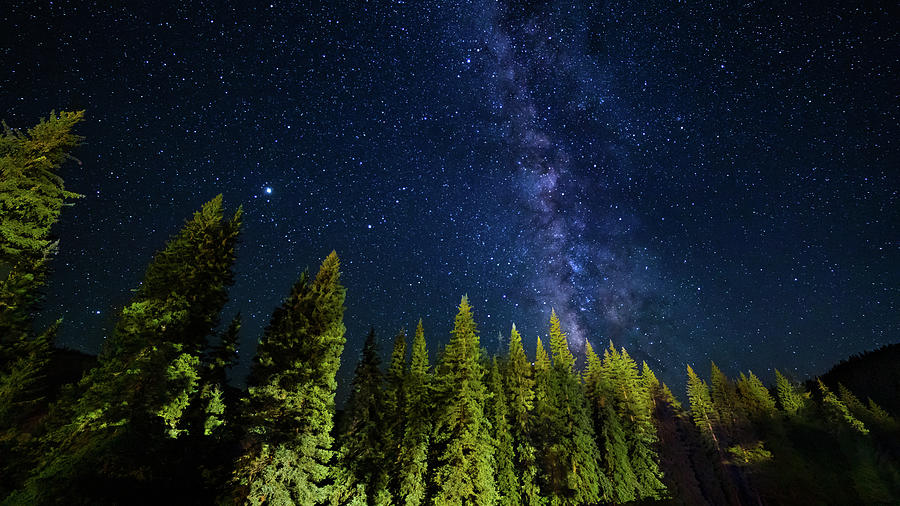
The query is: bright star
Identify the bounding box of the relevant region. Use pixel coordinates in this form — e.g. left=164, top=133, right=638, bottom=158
left=264, top=187, right=273, bottom=195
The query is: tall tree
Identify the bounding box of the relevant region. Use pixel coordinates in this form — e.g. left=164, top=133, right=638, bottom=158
left=382, top=328, right=408, bottom=493
left=431, top=296, right=496, bottom=505
left=584, top=341, right=638, bottom=504
left=0, top=110, right=85, bottom=269
left=774, top=369, right=808, bottom=417
left=396, top=320, right=431, bottom=506
left=542, top=311, right=609, bottom=505
left=333, top=328, right=392, bottom=505
left=686, top=365, right=719, bottom=450
left=233, top=251, right=346, bottom=505
left=504, top=324, right=543, bottom=506
left=487, top=356, right=519, bottom=506
left=0, top=110, right=84, bottom=431
left=10, top=195, right=241, bottom=504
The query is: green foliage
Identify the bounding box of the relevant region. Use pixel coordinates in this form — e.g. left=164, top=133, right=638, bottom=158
left=0, top=110, right=84, bottom=268
left=774, top=369, right=808, bottom=416
left=686, top=365, right=718, bottom=446
left=487, top=357, right=519, bottom=506
left=727, top=442, right=773, bottom=465
left=431, top=297, right=497, bottom=505
left=234, top=251, right=346, bottom=505
left=818, top=379, right=868, bottom=435
left=332, top=328, right=391, bottom=504
left=539, top=313, right=608, bottom=505
left=397, top=320, right=431, bottom=506
left=504, top=324, right=543, bottom=506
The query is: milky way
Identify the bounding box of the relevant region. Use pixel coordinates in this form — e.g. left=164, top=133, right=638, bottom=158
left=477, top=2, right=673, bottom=364
left=3, top=0, right=896, bottom=390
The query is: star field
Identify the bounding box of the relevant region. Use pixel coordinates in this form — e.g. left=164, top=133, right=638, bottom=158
left=2, top=0, right=896, bottom=391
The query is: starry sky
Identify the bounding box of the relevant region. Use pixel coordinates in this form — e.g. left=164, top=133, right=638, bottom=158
left=2, top=0, right=897, bottom=392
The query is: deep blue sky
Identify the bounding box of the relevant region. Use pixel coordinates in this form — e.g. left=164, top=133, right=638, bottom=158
left=2, top=0, right=897, bottom=392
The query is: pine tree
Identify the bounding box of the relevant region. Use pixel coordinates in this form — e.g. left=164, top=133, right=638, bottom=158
left=686, top=365, right=719, bottom=450
left=0, top=110, right=84, bottom=269
left=774, top=369, right=807, bottom=417
left=1, top=111, right=84, bottom=433
left=10, top=196, right=241, bottom=503
left=504, top=324, right=543, bottom=506
left=234, top=251, right=346, bottom=505
left=541, top=310, right=609, bottom=505
left=584, top=341, right=638, bottom=503
left=382, top=328, right=408, bottom=493
left=736, top=371, right=776, bottom=421
left=397, top=319, right=431, bottom=506
left=431, top=296, right=496, bottom=505
left=333, top=328, right=392, bottom=505
left=818, top=379, right=868, bottom=435
left=487, top=356, right=519, bottom=506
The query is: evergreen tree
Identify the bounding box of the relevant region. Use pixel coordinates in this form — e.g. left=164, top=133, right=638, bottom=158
left=686, top=365, right=719, bottom=449
left=487, top=356, right=519, bottom=506
left=1, top=110, right=84, bottom=434
left=774, top=369, right=808, bottom=416
left=0, top=110, right=84, bottom=269
left=333, top=328, right=392, bottom=505
left=10, top=196, right=241, bottom=504
left=736, top=371, right=776, bottom=421
left=818, top=379, right=868, bottom=435
left=397, top=320, right=431, bottom=506
left=584, top=341, right=638, bottom=503
left=504, top=324, right=543, bottom=506
left=382, top=328, right=408, bottom=493
left=541, top=311, right=609, bottom=505
left=234, top=251, right=346, bottom=505
left=431, top=296, right=496, bottom=505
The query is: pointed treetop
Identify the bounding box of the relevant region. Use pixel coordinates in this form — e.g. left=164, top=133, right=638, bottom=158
left=535, top=336, right=550, bottom=372
left=548, top=310, right=574, bottom=371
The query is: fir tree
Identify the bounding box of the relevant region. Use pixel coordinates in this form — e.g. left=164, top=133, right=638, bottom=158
left=504, top=324, right=543, bottom=506
left=333, top=328, right=392, bottom=505
left=774, top=369, right=807, bottom=417
left=396, top=320, right=431, bottom=506
left=736, top=371, right=776, bottom=421
left=10, top=196, right=241, bottom=503
left=818, top=379, right=868, bottom=435
left=584, top=341, right=638, bottom=504
left=234, top=251, right=346, bottom=505
left=1, top=110, right=84, bottom=434
left=431, top=296, right=496, bottom=505
left=542, top=311, right=609, bottom=505
left=487, top=356, right=519, bottom=506
left=382, top=327, right=408, bottom=492
left=0, top=110, right=84, bottom=269
left=686, top=365, right=719, bottom=450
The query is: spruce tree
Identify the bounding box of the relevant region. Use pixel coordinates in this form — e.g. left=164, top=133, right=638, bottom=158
left=396, top=319, right=431, bottom=506
left=431, top=296, right=496, bottom=505
left=382, top=328, right=408, bottom=492
left=686, top=365, right=719, bottom=449
left=818, top=379, right=868, bottom=435
left=233, top=251, right=346, bottom=505
left=504, top=324, right=543, bottom=506
left=487, top=356, right=519, bottom=506
left=333, top=328, right=392, bottom=505
left=0, top=110, right=84, bottom=269
left=0, top=111, right=84, bottom=432
left=584, top=341, right=638, bottom=503
left=10, top=196, right=241, bottom=503
left=542, top=310, right=609, bottom=505
left=774, top=369, right=807, bottom=417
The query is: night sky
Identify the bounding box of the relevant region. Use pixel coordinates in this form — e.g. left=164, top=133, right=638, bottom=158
left=3, top=1, right=897, bottom=392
